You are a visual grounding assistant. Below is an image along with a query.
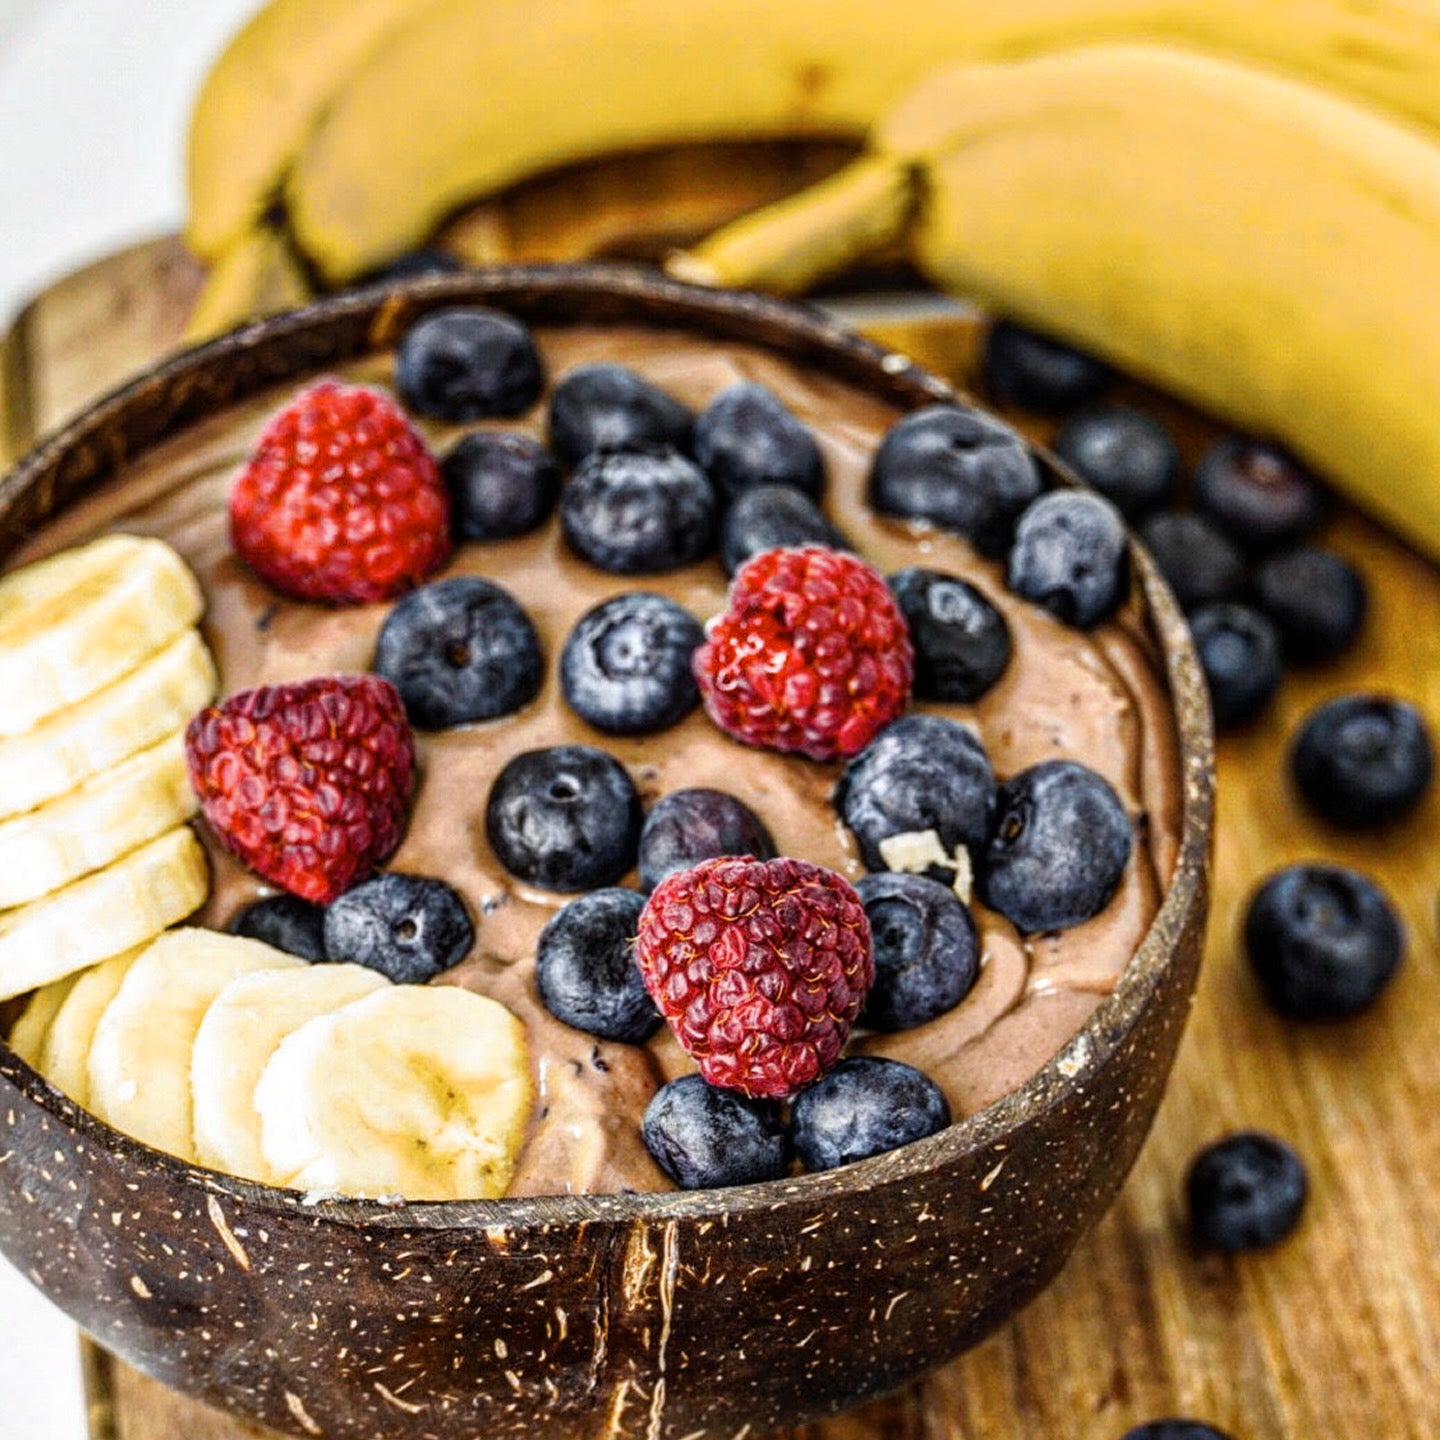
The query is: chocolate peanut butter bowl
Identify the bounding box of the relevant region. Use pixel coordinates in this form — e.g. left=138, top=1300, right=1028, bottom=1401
left=0, top=267, right=1211, bottom=1439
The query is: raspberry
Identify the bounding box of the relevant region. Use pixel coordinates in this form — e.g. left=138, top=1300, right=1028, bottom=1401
left=230, top=380, right=451, bottom=604
left=692, top=546, right=913, bottom=762
left=185, top=674, right=416, bottom=904
left=636, top=855, right=874, bottom=1100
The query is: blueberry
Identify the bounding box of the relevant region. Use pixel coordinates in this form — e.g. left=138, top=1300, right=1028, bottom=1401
left=1053, top=406, right=1178, bottom=517
left=1122, top=1423, right=1233, bottom=1440
left=322, top=873, right=474, bottom=983
left=366, top=248, right=464, bottom=283
left=856, top=873, right=979, bottom=1031
left=637, top=789, right=775, bottom=892
left=442, top=432, right=560, bottom=541
left=1291, top=694, right=1433, bottom=827
left=720, top=483, right=848, bottom=577
left=1008, top=490, right=1128, bottom=629
left=535, top=888, right=659, bottom=1043
left=791, top=1057, right=950, bottom=1171
left=1187, top=1131, right=1308, bottom=1251
left=548, top=363, right=692, bottom=466
left=834, top=715, right=996, bottom=876
left=1189, top=603, right=1282, bottom=730
left=889, top=568, right=1011, bottom=703
left=1244, top=863, right=1403, bottom=1019
left=485, top=744, right=642, bottom=892
left=373, top=576, right=542, bottom=729
left=395, top=307, right=544, bottom=422
left=1252, top=546, right=1367, bottom=663
left=1136, top=512, right=1247, bottom=614
left=693, top=382, right=824, bottom=500
left=981, top=320, right=1112, bottom=413
left=228, top=893, right=326, bottom=962
left=561, top=446, right=716, bottom=574
left=980, top=760, right=1132, bottom=933
left=642, top=1074, right=790, bottom=1189
left=868, top=404, right=1042, bottom=558
left=1194, top=437, right=1326, bottom=550
left=560, top=592, right=703, bottom=735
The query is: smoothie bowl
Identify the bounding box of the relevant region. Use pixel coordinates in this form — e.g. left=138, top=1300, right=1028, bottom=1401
left=0, top=267, right=1211, bottom=1438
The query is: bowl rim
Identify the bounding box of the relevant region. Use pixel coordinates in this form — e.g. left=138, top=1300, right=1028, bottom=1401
left=0, top=263, right=1214, bottom=1231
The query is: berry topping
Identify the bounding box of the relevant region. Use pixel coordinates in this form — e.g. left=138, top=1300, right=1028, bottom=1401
left=548, top=362, right=693, bottom=466
left=1053, top=405, right=1179, bottom=517
left=719, top=483, right=848, bottom=578
left=856, top=873, right=979, bottom=1031
left=641, top=1074, right=790, bottom=1189
left=185, top=674, right=415, bottom=904
left=1007, top=490, right=1129, bottom=629
left=535, top=888, right=660, bottom=1044
left=441, top=431, right=560, bottom=542
left=1189, top=603, right=1282, bottom=729
left=979, top=760, right=1132, bottom=933
left=834, top=714, right=995, bottom=875
left=638, top=788, right=775, bottom=892
left=890, top=566, right=1011, bottom=703
left=981, top=320, right=1113, bottom=413
left=560, top=446, right=716, bottom=573
left=693, top=546, right=913, bottom=762
left=790, top=1056, right=950, bottom=1171
left=635, top=855, right=873, bottom=1099
left=1194, top=437, right=1326, bottom=550
left=694, top=381, right=824, bottom=500
left=485, top=744, right=641, bottom=892
left=1244, top=863, right=1403, bottom=1019
left=1187, top=1131, right=1308, bottom=1251
left=229, top=380, right=451, bottom=605
left=395, top=307, right=544, bottom=422
left=868, top=403, right=1042, bottom=557
left=323, top=872, right=474, bottom=983
left=1252, top=546, right=1367, bottom=663
left=366, top=248, right=463, bottom=283
left=560, top=592, right=703, bottom=735
left=1290, top=694, right=1433, bottom=827
left=227, top=893, right=327, bottom=962
left=373, top=576, right=542, bottom=729
left=1122, top=1424, right=1233, bottom=1440
left=1136, top=511, right=1247, bottom=614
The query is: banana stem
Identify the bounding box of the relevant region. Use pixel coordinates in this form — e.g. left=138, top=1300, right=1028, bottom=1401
left=184, top=223, right=315, bottom=344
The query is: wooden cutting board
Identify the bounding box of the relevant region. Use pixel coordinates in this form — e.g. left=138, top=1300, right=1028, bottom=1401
left=5, top=224, right=1440, bottom=1440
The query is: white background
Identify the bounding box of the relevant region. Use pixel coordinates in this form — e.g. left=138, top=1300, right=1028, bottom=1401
left=0, top=1, right=259, bottom=1428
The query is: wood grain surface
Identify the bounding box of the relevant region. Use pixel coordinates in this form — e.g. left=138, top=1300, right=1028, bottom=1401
left=4, top=226, right=1437, bottom=1440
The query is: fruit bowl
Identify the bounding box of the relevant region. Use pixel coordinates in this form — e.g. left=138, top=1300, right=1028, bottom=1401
left=0, top=266, right=1212, bottom=1440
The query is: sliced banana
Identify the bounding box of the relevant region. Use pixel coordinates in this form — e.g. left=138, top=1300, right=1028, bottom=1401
left=88, top=929, right=303, bottom=1161
left=0, top=629, right=216, bottom=820
left=0, top=732, right=197, bottom=911
left=192, top=963, right=390, bottom=1182
left=0, top=826, right=209, bottom=1002
left=6, top=974, right=78, bottom=1068
left=38, top=946, right=146, bottom=1105
left=256, top=986, right=533, bottom=1200
left=0, top=534, right=204, bottom=738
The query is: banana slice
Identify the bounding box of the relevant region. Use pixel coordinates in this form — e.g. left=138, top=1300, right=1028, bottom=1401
left=192, top=962, right=390, bottom=1182
left=0, top=732, right=197, bottom=911
left=38, top=946, right=146, bottom=1105
left=256, top=986, right=533, bottom=1200
left=88, top=929, right=303, bottom=1161
left=0, top=534, right=204, bottom=738
left=7, top=975, right=79, bottom=1067
left=0, top=629, right=216, bottom=820
left=0, top=826, right=208, bottom=1002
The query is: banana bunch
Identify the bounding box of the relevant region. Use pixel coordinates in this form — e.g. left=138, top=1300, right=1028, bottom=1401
left=0, top=535, right=217, bottom=1002
left=11, top=928, right=534, bottom=1200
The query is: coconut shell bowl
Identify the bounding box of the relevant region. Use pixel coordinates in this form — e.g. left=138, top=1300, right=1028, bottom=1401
left=0, top=267, right=1212, bottom=1440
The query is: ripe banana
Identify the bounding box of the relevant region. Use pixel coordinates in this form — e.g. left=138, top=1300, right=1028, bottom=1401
left=38, top=946, right=146, bottom=1105
left=7, top=975, right=77, bottom=1068
left=283, top=0, right=1440, bottom=281
left=191, top=962, right=389, bottom=1182
left=255, top=985, right=533, bottom=1200
left=0, top=827, right=208, bottom=1002
left=0, top=535, right=204, bottom=738
left=183, top=222, right=314, bottom=344
left=88, top=930, right=304, bottom=1161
